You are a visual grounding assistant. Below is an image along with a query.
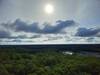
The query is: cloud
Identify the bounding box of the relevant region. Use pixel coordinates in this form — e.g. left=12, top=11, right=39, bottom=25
left=41, top=20, right=76, bottom=33
left=0, top=30, right=10, bottom=38
left=1, top=19, right=100, bottom=39
left=75, top=27, right=100, bottom=37
left=0, top=35, right=100, bottom=45
left=2, top=19, right=76, bottom=34
left=12, top=19, right=40, bottom=33
left=0, top=19, right=77, bottom=38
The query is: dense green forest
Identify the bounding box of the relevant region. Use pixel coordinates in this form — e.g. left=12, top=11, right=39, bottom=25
left=0, top=50, right=100, bottom=75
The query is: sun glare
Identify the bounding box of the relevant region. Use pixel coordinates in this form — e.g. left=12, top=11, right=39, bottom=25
left=44, top=4, right=54, bottom=14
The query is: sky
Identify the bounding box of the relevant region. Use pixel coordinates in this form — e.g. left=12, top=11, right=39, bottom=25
left=0, top=0, right=100, bottom=26
left=0, top=0, right=100, bottom=44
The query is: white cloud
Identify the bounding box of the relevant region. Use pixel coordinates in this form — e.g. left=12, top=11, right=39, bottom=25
left=0, top=34, right=100, bottom=45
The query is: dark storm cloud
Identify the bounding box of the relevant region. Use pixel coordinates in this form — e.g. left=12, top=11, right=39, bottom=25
left=0, top=30, right=10, bottom=38
left=75, top=27, right=100, bottom=37
left=9, top=19, right=76, bottom=34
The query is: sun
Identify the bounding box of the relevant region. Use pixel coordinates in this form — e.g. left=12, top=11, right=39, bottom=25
left=44, top=4, right=54, bottom=14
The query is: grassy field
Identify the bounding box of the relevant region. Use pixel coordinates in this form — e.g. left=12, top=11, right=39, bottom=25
left=0, top=50, right=100, bottom=75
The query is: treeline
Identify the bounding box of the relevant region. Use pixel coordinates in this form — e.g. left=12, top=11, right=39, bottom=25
left=0, top=50, right=100, bottom=75
left=0, top=44, right=100, bottom=52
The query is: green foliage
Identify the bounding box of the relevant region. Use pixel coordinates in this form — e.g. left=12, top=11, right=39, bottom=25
left=0, top=50, right=100, bottom=75
left=0, top=64, right=10, bottom=75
